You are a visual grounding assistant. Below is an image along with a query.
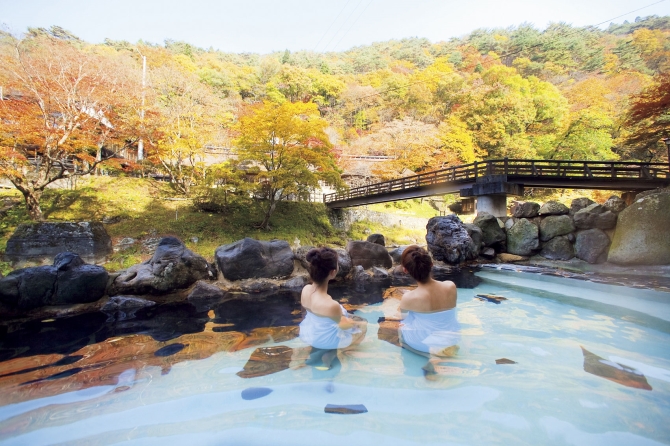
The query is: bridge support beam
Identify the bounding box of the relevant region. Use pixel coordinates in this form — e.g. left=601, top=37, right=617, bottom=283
left=460, top=179, right=524, bottom=217
left=475, top=195, right=508, bottom=217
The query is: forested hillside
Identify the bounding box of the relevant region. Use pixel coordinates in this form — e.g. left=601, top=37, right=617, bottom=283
left=1, top=16, right=668, bottom=220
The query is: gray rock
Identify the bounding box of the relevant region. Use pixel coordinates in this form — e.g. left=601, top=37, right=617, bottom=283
left=346, top=241, right=393, bottom=269
left=389, top=246, right=410, bottom=264
left=570, top=197, right=595, bottom=215
left=473, top=212, right=506, bottom=247
left=215, top=238, right=294, bottom=281
left=575, top=229, right=611, bottom=264
left=370, top=267, right=390, bottom=280
left=111, top=237, right=212, bottom=295
left=539, top=201, right=569, bottom=216
left=4, top=222, right=112, bottom=266
left=283, top=275, right=310, bottom=289
left=293, top=246, right=314, bottom=270
left=187, top=281, right=226, bottom=300
left=464, top=224, right=483, bottom=253
left=0, top=252, right=108, bottom=311
left=334, top=248, right=352, bottom=279
left=573, top=204, right=617, bottom=230
left=114, top=237, right=137, bottom=252
left=539, top=215, right=575, bottom=242
left=351, top=265, right=371, bottom=282
left=506, top=218, right=539, bottom=256
left=511, top=201, right=540, bottom=218
left=481, top=247, right=496, bottom=259
left=567, top=233, right=576, bottom=243
left=366, top=233, right=386, bottom=246
left=504, top=218, right=516, bottom=232
left=141, top=237, right=161, bottom=253
left=426, top=215, right=478, bottom=264
left=540, top=236, right=574, bottom=260
left=603, top=195, right=626, bottom=214
left=608, top=192, right=670, bottom=265
left=239, top=279, right=279, bottom=294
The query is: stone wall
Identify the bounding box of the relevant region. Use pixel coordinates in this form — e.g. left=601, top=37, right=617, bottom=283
left=329, top=208, right=428, bottom=231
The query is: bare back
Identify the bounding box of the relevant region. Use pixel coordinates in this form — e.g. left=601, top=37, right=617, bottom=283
left=301, top=284, right=341, bottom=322
left=399, top=279, right=457, bottom=313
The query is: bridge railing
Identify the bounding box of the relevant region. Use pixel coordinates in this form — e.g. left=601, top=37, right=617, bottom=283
left=324, top=158, right=669, bottom=203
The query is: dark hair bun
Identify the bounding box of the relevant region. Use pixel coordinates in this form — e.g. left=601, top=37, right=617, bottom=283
left=306, top=247, right=338, bottom=284
left=401, top=245, right=433, bottom=283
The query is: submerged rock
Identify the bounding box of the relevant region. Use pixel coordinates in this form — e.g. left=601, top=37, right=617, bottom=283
left=581, top=346, right=651, bottom=390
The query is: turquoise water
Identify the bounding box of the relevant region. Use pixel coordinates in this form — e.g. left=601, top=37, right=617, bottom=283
left=0, top=270, right=669, bottom=445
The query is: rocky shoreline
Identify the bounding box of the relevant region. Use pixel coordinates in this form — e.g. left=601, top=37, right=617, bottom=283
left=0, top=188, right=668, bottom=322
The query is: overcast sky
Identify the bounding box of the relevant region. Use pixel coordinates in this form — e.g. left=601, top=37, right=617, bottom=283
left=1, top=0, right=668, bottom=53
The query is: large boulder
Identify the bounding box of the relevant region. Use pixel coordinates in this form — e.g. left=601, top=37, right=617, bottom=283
left=346, top=241, right=392, bottom=270
left=539, top=215, right=575, bottom=242
left=473, top=213, right=506, bottom=247
left=538, top=201, right=569, bottom=216
left=506, top=218, right=539, bottom=256
left=4, top=222, right=112, bottom=266
left=0, top=252, right=108, bottom=311
left=111, top=237, right=212, bottom=295
left=540, top=236, right=574, bottom=261
left=215, top=238, right=294, bottom=281
left=510, top=201, right=540, bottom=218
left=573, top=204, right=617, bottom=230
left=570, top=197, right=595, bottom=215
left=366, top=233, right=386, bottom=246
left=575, top=229, right=610, bottom=264
left=425, top=215, right=478, bottom=264
left=608, top=192, right=670, bottom=265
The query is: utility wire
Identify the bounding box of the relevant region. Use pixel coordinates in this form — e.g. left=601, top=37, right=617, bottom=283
left=352, top=0, right=667, bottom=103
left=321, top=0, right=365, bottom=53
left=313, top=0, right=353, bottom=52
left=331, top=0, right=375, bottom=53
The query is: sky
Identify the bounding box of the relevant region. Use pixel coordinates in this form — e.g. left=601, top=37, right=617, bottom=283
left=1, top=0, right=669, bottom=54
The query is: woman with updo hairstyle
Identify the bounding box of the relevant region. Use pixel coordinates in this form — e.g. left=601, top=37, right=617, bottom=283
left=398, top=245, right=460, bottom=357
left=299, top=247, right=366, bottom=356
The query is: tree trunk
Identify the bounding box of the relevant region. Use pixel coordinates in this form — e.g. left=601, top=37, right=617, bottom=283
left=259, top=199, right=277, bottom=230
left=17, top=187, right=44, bottom=221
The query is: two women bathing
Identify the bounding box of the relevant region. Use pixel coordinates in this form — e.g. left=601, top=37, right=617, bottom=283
left=298, top=244, right=459, bottom=368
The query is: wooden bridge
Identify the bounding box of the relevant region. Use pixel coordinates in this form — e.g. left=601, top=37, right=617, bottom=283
left=324, top=159, right=670, bottom=214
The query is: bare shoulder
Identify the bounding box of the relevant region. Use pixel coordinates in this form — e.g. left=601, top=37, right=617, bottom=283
left=399, top=288, right=422, bottom=311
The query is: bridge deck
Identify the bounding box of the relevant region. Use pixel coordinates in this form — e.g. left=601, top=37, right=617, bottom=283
left=324, top=159, right=670, bottom=208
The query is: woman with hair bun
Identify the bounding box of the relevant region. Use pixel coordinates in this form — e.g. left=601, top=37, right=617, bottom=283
left=299, top=247, right=366, bottom=356
left=398, top=245, right=460, bottom=357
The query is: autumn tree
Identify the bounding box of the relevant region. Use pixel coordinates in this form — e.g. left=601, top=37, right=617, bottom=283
left=235, top=101, right=343, bottom=229
left=0, top=32, right=141, bottom=220
left=150, top=64, right=228, bottom=195
left=622, top=73, right=670, bottom=161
